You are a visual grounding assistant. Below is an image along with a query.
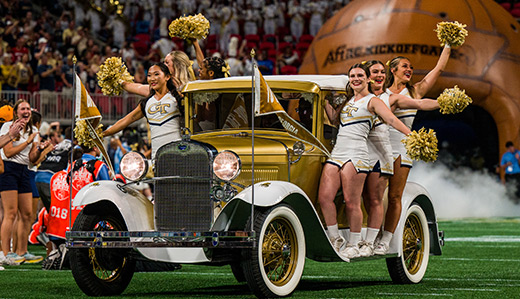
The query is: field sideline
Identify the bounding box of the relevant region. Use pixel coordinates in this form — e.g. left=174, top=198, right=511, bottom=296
left=1, top=218, right=519, bottom=298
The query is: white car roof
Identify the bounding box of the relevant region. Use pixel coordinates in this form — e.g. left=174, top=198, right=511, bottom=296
left=184, top=75, right=349, bottom=92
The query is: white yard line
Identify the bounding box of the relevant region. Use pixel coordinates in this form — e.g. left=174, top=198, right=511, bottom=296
left=431, top=288, right=500, bottom=292
left=445, top=236, right=520, bottom=242
left=442, top=257, right=520, bottom=262
left=378, top=292, right=453, bottom=297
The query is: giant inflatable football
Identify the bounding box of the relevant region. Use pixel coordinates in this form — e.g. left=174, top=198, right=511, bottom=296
left=300, top=0, right=520, bottom=161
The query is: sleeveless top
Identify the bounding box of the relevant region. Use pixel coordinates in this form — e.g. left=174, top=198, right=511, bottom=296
left=328, top=93, right=376, bottom=172
left=367, top=92, right=393, bottom=175
left=144, top=93, right=181, bottom=159
left=386, top=87, right=414, bottom=167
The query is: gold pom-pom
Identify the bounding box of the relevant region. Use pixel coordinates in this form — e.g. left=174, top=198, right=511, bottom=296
left=402, top=128, right=439, bottom=163
left=97, top=57, right=134, bottom=96
left=437, top=85, right=472, bottom=114
left=434, top=21, right=468, bottom=47
left=168, top=13, right=210, bottom=40
left=74, top=120, right=103, bottom=148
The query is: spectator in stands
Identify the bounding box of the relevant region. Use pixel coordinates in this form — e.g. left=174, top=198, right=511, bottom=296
left=243, top=4, right=260, bottom=35
left=288, top=0, right=306, bottom=41
left=37, top=53, right=57, bottom=91
left=263, top=0, right=278, bottom=35
left=108, top=136, right=129, bottom=174
left=133, top=63, right=146, bottom=84
left=256, top=49, right=274, bottom=75
left=277, top=44, right=300, bottom=71
left=307, top=0, right=328, bottom=36
left=226, top=37, right=244, bottom=76
left=0, top=99, right=48, bottom=266
left=11, top=36, right=29, bottom=64
left=12, top=53, right=33, bottom=91
left=60, top=54, right=75, bottom=93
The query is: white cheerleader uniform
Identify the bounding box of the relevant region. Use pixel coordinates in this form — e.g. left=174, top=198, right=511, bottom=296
left=328, top=94, right=376, bottom=172
left=367, top=92, right=393, bottom=175
left=386, top=88, right=415, bottom=167
left=145, top=93, right=181, bottom=159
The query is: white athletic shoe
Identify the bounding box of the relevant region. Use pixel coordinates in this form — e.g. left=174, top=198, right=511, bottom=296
left=374, top=242, right=390, bottom=255
left=359, top=241, right=375, bottom=257
left=340, top=243, right=360, bottom=259
left=329, top=235, right=346, bottom=252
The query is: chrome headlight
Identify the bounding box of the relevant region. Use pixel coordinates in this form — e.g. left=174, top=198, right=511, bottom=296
left=120, top=151, right=149, bottom=182
left=213, top=150, right=241, bottom=181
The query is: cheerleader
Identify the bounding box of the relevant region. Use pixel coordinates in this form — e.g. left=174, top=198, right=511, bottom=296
left=103, top=63, right=182, bottom=159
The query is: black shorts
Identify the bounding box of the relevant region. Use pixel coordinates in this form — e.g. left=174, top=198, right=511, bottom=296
left=0, top=161, right=32, bottom=194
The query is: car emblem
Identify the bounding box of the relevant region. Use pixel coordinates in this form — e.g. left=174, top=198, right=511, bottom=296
left=260, top=182, right=271, bottom=188
left=178, top=143, right=189, bottom=151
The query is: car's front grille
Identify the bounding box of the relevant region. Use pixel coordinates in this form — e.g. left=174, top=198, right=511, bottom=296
left=154, top=141, right=212, bottom=231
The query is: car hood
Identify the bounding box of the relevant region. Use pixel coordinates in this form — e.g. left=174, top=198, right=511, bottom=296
left=191, top=129, right=295, bottom=156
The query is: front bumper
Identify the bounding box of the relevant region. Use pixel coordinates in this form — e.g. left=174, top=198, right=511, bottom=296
left=66, top=230, right=256, bottom=249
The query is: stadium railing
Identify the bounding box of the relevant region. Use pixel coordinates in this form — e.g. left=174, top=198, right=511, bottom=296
left=1, top=90, right=143, bottom=125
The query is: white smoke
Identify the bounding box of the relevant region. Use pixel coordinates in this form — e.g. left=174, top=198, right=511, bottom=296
left=408, top=162, right=520, bottom=219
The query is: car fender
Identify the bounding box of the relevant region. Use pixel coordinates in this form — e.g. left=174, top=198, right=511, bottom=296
left=72, top=180, right=154, bottom=232
left=213, top=181, right=345, bottom=262
left=390, top=181, right=442, bottom=256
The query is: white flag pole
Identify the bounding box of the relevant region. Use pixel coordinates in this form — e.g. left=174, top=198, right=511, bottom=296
left=250, top=49, right=256, bottom=232
left=68, top=56, right=78, bottom=233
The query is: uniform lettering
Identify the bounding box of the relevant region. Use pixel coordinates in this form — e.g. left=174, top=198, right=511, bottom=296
left=148, top=103, right=171, bottom=115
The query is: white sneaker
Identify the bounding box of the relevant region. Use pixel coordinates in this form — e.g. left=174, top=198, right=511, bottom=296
left=374, top=242, right=389, bottom=255
left=358, top=241, right=374, bottom=257
left=340, top=243, right=360, bottom=259
left=329, top=235, right=346, bottom=252
left=0, top=251, right=6, bottom=265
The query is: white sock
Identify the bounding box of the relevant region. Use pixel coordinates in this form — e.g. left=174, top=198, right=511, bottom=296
left=349, top=232, right=361, bottom=245
left=365, top=228, right=380, bottom=243
left=326, top=224, right=340, bottom=239
left=380, top=230, right=394, bottom=245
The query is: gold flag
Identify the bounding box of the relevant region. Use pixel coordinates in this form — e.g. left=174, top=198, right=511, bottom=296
left=223, top=94, right=249, bottom=129
left=74, top=73, right=115, bottom=177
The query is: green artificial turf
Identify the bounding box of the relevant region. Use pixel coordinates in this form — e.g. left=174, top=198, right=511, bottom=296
left=1, top=218, right=519, bottom=298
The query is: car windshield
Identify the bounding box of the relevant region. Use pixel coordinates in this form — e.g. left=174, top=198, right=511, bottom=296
left=190, top=92, right=315, bottom=133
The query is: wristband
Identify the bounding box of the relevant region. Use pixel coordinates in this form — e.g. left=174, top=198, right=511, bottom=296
left=26, top=140, right=31, bottom=145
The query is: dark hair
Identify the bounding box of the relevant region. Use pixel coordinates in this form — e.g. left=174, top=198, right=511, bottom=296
left=384, top=56, right=417, bottom=98
left=30, top=109, right=41, bottom=126
left=345, top=63, right=373, bottom=100
left=337, top=63, right=373, bottom=123
left=203, top=57, right=229, bottom=79
left=140, top=62, right=183, bottom=118
left=364, top=60, right=385, bottom=71
left=506, top=141, right=514, bottom=148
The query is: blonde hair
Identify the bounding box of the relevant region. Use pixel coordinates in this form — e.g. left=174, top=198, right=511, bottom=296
left=167, top=51, right=196, bottom=88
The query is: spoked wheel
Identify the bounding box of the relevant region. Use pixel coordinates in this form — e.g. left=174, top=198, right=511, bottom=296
left=386, top=204, right=430, bottom=284
left=241, top=204, right=306, bottom=298
left=70, top=210, right=136, bottom=296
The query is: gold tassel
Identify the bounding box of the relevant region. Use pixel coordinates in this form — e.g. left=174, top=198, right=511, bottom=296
left=97, top=57, right=134, bottom=96
left=437, top=85, right=472, bottom=114
left=434, top=21, right=468, bottom=47
left=74, top=120, right=103, bottom=148
left=169, top=13, right=210, bottom=40
left=402, top=127, right=439, bottom=162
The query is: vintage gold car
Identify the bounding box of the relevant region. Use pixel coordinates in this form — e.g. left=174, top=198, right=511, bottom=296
left=67, top=75, right=443, bottom=298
